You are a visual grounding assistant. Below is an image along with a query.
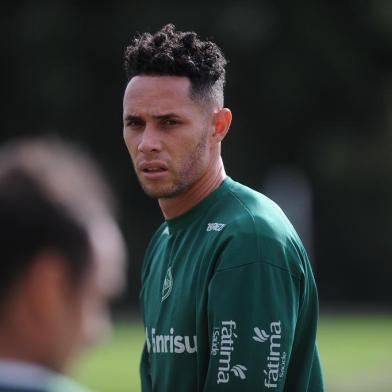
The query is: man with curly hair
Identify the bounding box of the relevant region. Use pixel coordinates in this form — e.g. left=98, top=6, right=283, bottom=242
left=123, top=24, right=323, bottom=391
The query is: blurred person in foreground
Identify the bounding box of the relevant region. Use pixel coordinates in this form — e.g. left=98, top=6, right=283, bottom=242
left=123, top=24, right=323, bottom=391
left=0, top=138, right=127, bottom=392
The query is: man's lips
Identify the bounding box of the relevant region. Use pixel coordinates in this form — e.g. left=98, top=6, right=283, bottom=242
left=138, top=161, right=169, bottom=179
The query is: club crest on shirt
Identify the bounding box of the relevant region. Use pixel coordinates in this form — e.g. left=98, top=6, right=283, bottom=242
left=161, top=266, right=173, bottom=302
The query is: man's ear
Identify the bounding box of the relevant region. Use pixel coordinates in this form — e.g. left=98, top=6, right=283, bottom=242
left=212, top=108, right=232, bottom=143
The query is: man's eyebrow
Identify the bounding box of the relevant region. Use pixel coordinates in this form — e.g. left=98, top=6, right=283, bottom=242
left=123, top=114, right=142, bottom=122
left=123, top=113, right=182, bottom=122
left=153, top=113, right=181, bottom=120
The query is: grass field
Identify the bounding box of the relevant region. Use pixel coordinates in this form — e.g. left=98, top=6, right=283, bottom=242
left=71, top=314, right=392, bottom=392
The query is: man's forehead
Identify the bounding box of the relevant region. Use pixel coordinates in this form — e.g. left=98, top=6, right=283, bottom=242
left=123, top=75, right=198, bottom=116
left=125, top=75, right=192, bottom=98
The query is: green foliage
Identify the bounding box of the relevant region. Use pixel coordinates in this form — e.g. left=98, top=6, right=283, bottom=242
left=72, top=316, right=392, bottom=392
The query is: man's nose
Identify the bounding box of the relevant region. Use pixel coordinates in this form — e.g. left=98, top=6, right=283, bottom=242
left=138, top=125, right=162, bottom=154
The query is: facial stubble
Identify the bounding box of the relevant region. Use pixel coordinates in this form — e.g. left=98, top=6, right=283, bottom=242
left=136, top=130, right=209, bottom=200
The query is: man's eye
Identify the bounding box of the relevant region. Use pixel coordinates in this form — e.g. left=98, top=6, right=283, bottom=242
left=162, top=119, right=178, bottom=126
left=127, top=120, right=144, bottom=128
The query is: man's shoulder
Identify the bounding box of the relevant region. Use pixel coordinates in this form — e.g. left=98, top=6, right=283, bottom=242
left=0, top=386, right=45, bottom=392
left=219, top=178, right=296, bottom=240
left=0, top=362, right=90, bottom=392
left=0, top=379, right=90, bottom=392
left=214, top=178, right=306, bottom=275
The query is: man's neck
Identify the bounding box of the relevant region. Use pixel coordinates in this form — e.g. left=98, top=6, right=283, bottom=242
left=0, top=337, right=40, bottom=370
left=159, top=159, right=226, bottom=220
left=0, top=325, right=57, bottom=374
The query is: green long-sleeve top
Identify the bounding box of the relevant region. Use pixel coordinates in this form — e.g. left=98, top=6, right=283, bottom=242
left=140, top=177, right=324, bottom=391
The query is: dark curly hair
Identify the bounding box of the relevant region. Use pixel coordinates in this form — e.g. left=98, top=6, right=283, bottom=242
left=124, top=24, right=227, bottom=106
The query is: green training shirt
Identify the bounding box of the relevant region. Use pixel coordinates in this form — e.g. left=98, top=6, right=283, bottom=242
left=140, top=177, right=323, bottom=391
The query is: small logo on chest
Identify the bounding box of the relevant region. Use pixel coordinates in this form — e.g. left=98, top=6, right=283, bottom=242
left=161, top=266, right=173, bottom=302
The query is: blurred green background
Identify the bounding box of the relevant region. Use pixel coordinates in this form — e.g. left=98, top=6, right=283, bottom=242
left=2, top=0, right=392, bottom=308
left=1, top=1, right=392, bottom=391
left=72, top=317, right=392, bottom=392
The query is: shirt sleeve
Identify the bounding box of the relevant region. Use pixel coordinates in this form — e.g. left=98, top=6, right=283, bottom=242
left=203, top=259, right=303, bottom=391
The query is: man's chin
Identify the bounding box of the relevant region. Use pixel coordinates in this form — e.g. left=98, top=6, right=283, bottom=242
left=141, top=185, right=175, bottom=199
left=141, top=182, right=186, bottom=199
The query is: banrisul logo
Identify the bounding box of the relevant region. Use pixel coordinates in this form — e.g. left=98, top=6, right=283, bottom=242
left=161, top=266, right=173, bottom=302
left=212, top=320, right=248, bottom=384
left=145, top=327, right=197, bottom=354
left=253, top=321, right=287, bottom=389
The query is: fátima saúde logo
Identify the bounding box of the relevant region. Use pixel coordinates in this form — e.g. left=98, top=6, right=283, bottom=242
left=253, top=321, right=287, bottom=389
left=161, top=266, right=173, bottom=302
left=211, top=320, right=248, bottom=384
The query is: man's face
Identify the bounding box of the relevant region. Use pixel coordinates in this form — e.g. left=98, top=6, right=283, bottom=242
left=123, top=76, right=214, bottom=199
